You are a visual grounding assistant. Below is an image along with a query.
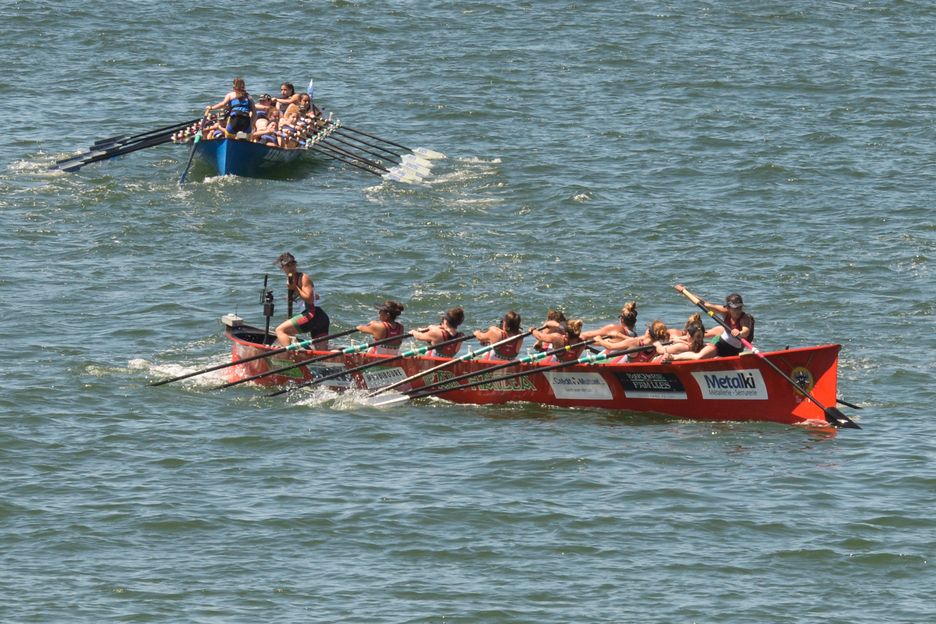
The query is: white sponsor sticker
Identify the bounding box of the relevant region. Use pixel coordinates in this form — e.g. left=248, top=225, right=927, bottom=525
left=690, top=369, right=769, bottom=400
left=361, top=366, right=409, bottom=390
left=546, top=372, right=614, bottom=400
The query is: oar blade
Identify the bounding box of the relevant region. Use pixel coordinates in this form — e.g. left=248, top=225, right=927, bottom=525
left=363, top=393, right=411, bottom=407
left=382, top=169, right=423, bottom=185
left=402, top=153, right=432, bottom=168
left=825, top=407, right=861, bottom=429
left=412, top=147, right=446, bottom=159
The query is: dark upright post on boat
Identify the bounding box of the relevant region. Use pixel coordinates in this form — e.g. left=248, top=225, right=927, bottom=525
left=261, top=275, right=275, bottom=346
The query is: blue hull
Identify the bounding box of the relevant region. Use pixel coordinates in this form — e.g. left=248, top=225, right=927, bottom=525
left=193, top=138, right=307, bottom=178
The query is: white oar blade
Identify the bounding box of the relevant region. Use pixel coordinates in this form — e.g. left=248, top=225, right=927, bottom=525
left=412, top=147, right=446, bottom=160
left=399, top=160, right=432, bottom=177
left=382, top=169, right=422, bottom=185
left=402, top=153, right=432, bottom=168
left=364, top=393, right=411, bottom=407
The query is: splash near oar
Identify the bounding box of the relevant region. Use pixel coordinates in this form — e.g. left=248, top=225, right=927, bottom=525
left=674, top=286, right=860, bottom=429
left=211, top=333, right=415, bottom=391
left=149, top=327, right=360, bottom=387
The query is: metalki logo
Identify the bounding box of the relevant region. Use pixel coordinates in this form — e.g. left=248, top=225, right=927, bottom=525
left=690, top=369, right=769, bottom=400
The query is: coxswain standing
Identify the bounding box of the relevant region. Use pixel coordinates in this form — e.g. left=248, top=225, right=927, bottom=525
left=409, top=307, right=466, bottom=357
left=357, top=301, right=406, bottom=355
left=273, top=253, right=330, bottom=348
left=206, top=77, right=256, bottom=139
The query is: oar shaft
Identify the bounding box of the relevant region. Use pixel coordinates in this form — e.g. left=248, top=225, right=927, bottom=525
left=408, top=344, right=651, bottom=402
left=266, top=332, right=473, bottom=398
left=338, top=124, right=413, bottom=152
left=365, top=329, right=539, bottom=398
left=404, top=338, right=599, bottom=399
left=91, top=117, right=203, bottom=148
left=305, top=143, right=384, bottom=176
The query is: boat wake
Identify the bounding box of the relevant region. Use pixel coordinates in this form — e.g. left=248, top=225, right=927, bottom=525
left=130, top=357, right=228, bottom=388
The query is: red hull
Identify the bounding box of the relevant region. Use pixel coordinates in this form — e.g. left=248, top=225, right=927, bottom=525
left=225, top=326, right=841, bottom=426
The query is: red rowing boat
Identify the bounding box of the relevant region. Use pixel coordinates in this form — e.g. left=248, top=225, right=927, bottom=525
left=224, top=320, right=842, bottom=427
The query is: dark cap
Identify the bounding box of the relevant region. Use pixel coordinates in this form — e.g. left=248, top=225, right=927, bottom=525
left=273, top=252, right=296, bottom=268
left=259, top=93, right=272, bottom=101
left=375, top=303, right=390, bottom=312
left=726, top=294, right=744, bottom=308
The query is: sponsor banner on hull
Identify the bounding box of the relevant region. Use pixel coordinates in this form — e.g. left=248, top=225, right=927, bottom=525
left=613, top=372, right=688, bottom=400
left=309, top=363, right=355, bottom=389
left=546, top=372, right=614, bottom=400
left=690, top=369, right=769, bottom=400
left=361, top=366, right=409, bottom=390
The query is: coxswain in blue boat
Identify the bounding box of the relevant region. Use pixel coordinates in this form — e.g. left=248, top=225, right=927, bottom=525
left=581, top=301, right=639, bottom=340
left=357, top=301, right=406, bottom=355
left=272, top=253, right=330, bottom=348
left=662, top=288, right=755, bottom=362
left=409, top=307, right=465, bottom=357
left=474, top=311, right=524, bottom=361
left=205, top=77, right=256, bottom=139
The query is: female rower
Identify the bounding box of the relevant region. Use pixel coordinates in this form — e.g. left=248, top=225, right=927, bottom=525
left=279, top=104, right=301, bottom=149
left=409, top=307, right=466, bottom=358
left=532, top=319, right=587, bottom=363
left=357, top=301, right=406, bottom=356
left=206, top=77, right=256, bottom=138
left=581, top=301, right=638, bottom=340
left=251, top=105, right=279, bottom=146
left=658, top=315, right=706, bottom=361
left=663, top=288, right=755, bottom=361
left=273, top=253, right=330, bottom=348
left=273, top=82, right=300, bottom=113
left=474, top=311, right=523, bottom=361
left=532, top=310, right=567, bottom=352
left=297, top=93, right=313, bottom=116
left=593, top=320, right=671, bottom=363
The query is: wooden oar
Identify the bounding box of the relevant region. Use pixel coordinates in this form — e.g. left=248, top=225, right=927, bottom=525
left=266, top=332, right=473, bottom=398
left=372, top=342, right=665, bottom=407
left=675, top=286, right=860, bottom=429
left=211, top=332, right=411, bottom=391
left=149, top=328, right=360, bottom=387
left=363, top=327, right=543, bottom=400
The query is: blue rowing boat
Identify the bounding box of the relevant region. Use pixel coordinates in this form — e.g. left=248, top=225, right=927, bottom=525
left=193, top=138, right=307, bottom=178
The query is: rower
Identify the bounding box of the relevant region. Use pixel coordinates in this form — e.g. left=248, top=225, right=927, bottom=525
left=409, top=307, right=465, bottom=357
left=474, top=311, right=523, bottom=361
left=581, top=301, right=638, bottom=340
left=357, top=301, right=406, bottom=355
left=532, top=319, right=587, bottom=363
